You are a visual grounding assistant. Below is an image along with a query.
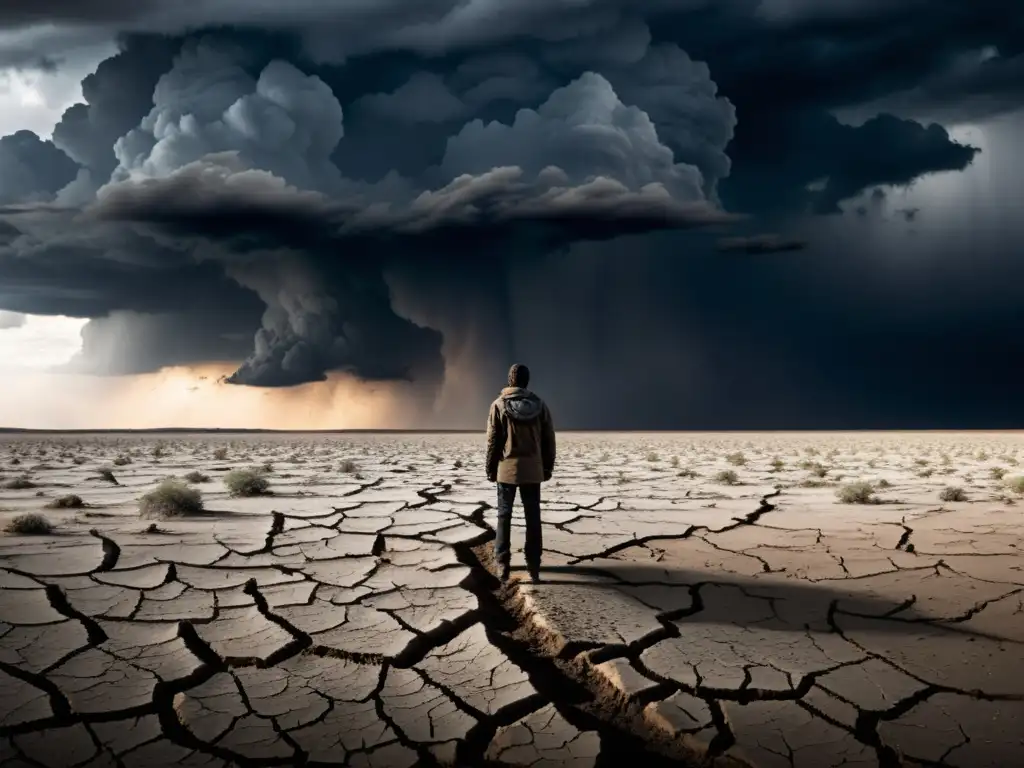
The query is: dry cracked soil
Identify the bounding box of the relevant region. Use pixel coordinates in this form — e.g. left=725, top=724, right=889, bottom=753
left=0, top=431, right=1021, bottom=768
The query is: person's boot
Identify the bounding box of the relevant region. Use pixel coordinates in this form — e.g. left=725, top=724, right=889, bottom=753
left=499, top=563, right=511, bottom=582
left=527, top=565, right=540, bottom=584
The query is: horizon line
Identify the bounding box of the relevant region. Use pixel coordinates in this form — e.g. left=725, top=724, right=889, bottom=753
left=2, top=427, right=1024, bottom=435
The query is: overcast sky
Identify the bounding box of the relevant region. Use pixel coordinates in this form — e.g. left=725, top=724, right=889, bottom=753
left=0, top=0, right=1021, bottom=429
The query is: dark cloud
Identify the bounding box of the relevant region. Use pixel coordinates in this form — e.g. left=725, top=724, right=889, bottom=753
left=0, top=131, right=79, bottom=203
left=721, top=112, right=979, bottom=215
left=0, top=28, right=729, bottom=392
left=50, top=35, right=180, bottom=187
left=87, top=156, right=732, bottom=244
left=352, top=72, right=467, bottom=124
left=63, top=307, right=259, bottom=375
left=844, top=49, right=1024, bottom=124
left=437, top=72, right=706, bottom=198
left=716, top=233, right=807, bottom=254
left=0, top=2, right=1019, bottom=428
left=79, top=150, right=729, bottom=387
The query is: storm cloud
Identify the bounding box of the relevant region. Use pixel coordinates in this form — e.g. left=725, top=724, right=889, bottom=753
left=0, top=0, right=1017, bottom=427
left=0, top=130, right=79, bottom=203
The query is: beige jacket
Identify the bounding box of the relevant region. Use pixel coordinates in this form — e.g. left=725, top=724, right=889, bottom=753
left=485, top=387, right=556, bottom=485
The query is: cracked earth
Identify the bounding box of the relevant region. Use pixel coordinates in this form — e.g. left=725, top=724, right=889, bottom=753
left=0, top=432, right=1022, bottom=767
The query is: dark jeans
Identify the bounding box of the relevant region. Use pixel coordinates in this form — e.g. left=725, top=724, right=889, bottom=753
left=494, top=482, right=542, bottom=570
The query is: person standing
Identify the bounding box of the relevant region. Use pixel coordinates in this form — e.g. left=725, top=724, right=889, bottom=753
left=485, top=364, right=556, bottom=583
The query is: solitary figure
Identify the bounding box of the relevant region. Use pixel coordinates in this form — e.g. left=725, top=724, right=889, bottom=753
left=485, top=364, right=556, bottom=583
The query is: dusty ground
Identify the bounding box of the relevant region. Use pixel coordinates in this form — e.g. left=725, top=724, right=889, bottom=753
left=0, top=431, right=1021, bottom=768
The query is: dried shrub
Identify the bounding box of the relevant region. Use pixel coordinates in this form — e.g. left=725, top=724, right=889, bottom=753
left=4, top=513, right=54, bottom=535
left=224, top=468, right=270, bottom=497
left=46, top=494, right=84, bottom=509
left=139, top=479, right=204, bottom=518
left=3, top=476, right=36, bottom=490
left=836, top=481, right=876, bottom=504
left=939, top=486, right=967, bottom=502
left=714, top=469, right=739, bottom=485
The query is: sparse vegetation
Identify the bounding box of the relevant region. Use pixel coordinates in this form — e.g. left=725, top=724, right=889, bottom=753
left=224, top=468, right=271, bottom=497
left=677, top=468, right=700, bottom=479
left=454, top=459, right=463, bottom=469
left=990, top=467, right=1008, bottom=480
left=875, top=478, right=892, bottom=488
left=184, top=471, right=211, bottom=484
left=4, top=513, right=54, bottom=535
left=46, top=494, right=84, bottom=509
left=645, top=451, right=660, bottom=462
left=339, top=459, right=359, bottom=474
left=213, top=447, right=229, bottom=460
left=112, top=455, right=132, bottom=466
left=725, top=452, right=747, bottom=466
left=140, top=478, right=204, bottom=518
left=97, top=468, right=118, bottom=484
left=3, top=476, right=37, bottom=490
left=714, top=469, right=739, bottom=485
left=669, top=455, right=680, bottom=468
left=939, top=486, right=967, bottom=502
left=770, top=457, right=784, bottom=472
left=836, top=481, right=876, bottom=504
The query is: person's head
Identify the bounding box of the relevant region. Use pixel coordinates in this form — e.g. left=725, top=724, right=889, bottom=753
left=507, top=363, right=530, bottom=388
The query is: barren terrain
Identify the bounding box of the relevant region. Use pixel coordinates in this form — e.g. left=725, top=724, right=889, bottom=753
left=0, top=432, right=1021, bottom=768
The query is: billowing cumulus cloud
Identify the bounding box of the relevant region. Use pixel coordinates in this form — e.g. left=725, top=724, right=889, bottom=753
left=50, top=36, right=180, bottom=188
left=0, top=131, right=79, bottom=203
left=111, top=40, right=347, bottom=194
left=439, top=72, right=705, bottom=200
